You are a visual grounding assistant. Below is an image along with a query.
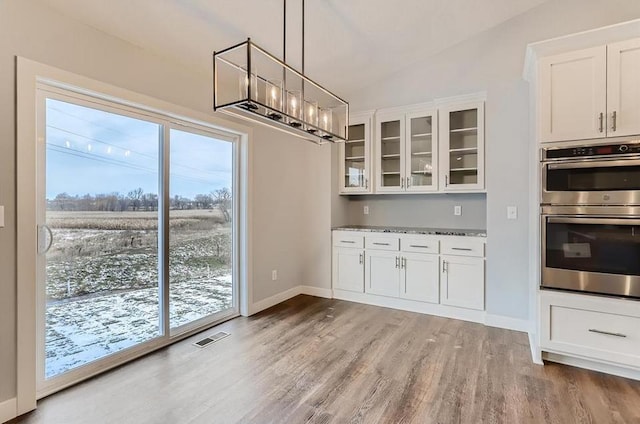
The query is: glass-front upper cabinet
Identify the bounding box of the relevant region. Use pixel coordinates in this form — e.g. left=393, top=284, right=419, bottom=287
left=406, top=110, right=438, bottom=192
left=440, top=101, right=485, bottom=191
left=339, top=112, right=373, bottom=194
left=375, top=112, right=405, bottom=193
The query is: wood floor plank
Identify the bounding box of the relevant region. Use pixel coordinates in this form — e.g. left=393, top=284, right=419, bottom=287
left=13, top=295, right=640, bottom=424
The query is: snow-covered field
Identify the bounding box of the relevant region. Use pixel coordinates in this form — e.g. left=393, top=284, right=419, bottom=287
left=44, top=210, right=233, bottom=378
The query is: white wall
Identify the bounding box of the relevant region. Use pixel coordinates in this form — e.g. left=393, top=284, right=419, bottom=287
left=0, top=0, right=332, bottom=404
left=346, top=0, right=640, bottom=320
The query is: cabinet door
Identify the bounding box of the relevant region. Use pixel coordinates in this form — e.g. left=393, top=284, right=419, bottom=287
left=440, top=101, right=485, bottom=191
left=400, top=252, right=439, bottom=303
left=332, top=248, right=364, bottom=293
left=340, top=113, right=373, bottom=194
left=405, top=110, right=438, bottom=192
left=375, top=112, right=405, bottom=193
left=539, top=46, right=607, bottom=142
left=365, top=250, right=400, bottom=297
left=607, top=38, right=640, bottom=138
left=440, top=255, right=484, bottom=310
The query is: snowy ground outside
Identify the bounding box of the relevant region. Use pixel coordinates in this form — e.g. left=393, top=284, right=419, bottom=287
left=44, top=210, right=233, bottom=378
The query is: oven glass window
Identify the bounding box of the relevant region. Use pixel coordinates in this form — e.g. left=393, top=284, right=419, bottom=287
left=546, top=221, right=640, bottom=276
left=547, top=165, right=640, bottom=191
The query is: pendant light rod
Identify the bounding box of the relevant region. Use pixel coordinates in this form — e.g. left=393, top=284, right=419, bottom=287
left=283, top=0, right=286, bottom=62
left=302, top=0, right=305, bottom=74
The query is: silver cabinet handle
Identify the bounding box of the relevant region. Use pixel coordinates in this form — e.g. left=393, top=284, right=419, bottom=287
left=373, top=242, right=390, bottom=246
left=406, top=177, right=410, bottom=188
left=38, top=224, right=54, bottom=254
left=588, top=329, right=626, bottom=338
left=401, top=257, right=406, bottom=269
left=442, top=260, right=447, bottom=273
left=599, top=112, right=604, bottom=133
left=340, top=240, right=356, bottom=244
left=365, top=178, right=369, bottom=189
left=612, top=111, right=617, bottom=132
left=445, top=175, right=448, bottom=187
left=359, top=253, right=363, bottom=265
left=395, top=256, right=400, bottom=268
left=451, top=247, right=472, bottom=251
left=400, top=177, right=405, bottom=189
left=409, top=245, right=430, bottom=248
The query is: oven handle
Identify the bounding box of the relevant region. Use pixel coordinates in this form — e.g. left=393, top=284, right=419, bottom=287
left=547, top=216, right=640, bottom=226
left=546, top=158, right=640, bottom=170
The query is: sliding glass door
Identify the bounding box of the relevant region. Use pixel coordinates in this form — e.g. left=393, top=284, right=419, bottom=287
left=36, top=88, right=239, bottom=396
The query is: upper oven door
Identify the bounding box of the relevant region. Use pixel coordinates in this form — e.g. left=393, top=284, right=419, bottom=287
left=542, top=158, right=640, bottom=205
left=542, top=214, right=640, bottom=298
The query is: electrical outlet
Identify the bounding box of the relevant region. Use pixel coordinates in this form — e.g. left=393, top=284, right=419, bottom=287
left=363, top=205, right=369, bottom=215
left=454, top=205, right=462, bottom=216
left=271, top=270, right=277, bottom=281
left=507, top=206, right=518, bottom=220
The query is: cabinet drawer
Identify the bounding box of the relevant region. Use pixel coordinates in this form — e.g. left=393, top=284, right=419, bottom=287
left=547, top=305, right=640, bottom=367
left=365, top=235, right=400, bottom=251
left=401, top=236, right=439, bottom=254
left=441, top=238, right=484, bottom=257
left=333, top=232, right=364, bottom=249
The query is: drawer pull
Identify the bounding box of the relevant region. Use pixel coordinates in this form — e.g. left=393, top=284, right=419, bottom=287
left=588, top=329, right=627, bottom=338
left=340, top=240, right=356, bottom=244
left=373, top=242, right=390, bottom=246
left=451, top=247, right=473, bottom=251
left=409, top=245, right=430, bottom=248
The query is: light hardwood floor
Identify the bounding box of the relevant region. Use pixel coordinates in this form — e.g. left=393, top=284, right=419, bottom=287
left=14, top=295, right=640, bottom=423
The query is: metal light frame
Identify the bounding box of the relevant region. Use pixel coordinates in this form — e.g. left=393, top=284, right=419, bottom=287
left=212, top=2, right=349, bottom=144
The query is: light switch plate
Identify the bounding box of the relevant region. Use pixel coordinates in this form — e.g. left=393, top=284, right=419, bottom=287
left=0, top=206, right=4, bottom=228
left=454, top=205, right=462, bottom=216
left=507, top=206, right=518, bottom=220
left=363, top=205, right=369, bottom=215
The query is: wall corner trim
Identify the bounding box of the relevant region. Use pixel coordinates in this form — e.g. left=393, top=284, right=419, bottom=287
left=483, top=313, right=532, bottom=333
left=0, top=397, right=17, bottom=423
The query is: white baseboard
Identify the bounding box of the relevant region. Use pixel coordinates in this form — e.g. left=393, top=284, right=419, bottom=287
left=0, top=397, right=17, bottom=423
left=299, top=285, right=332, bottom=298
left=543, top=351, right=640, bottom=381
left=249, top=286, right=303, bottom=315
left=529, top=332, right=543, bottom=365
left=484, top=313, right=530, bottom=333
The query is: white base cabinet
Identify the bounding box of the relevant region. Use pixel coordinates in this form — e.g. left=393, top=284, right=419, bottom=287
left=333, top=230, right=486, bottom=319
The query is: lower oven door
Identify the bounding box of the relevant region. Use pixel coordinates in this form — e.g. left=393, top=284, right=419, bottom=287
left=542, top=215, right=640, bottom=298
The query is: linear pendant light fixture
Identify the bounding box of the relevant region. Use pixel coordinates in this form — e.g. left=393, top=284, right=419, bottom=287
left=213, top=0, right=349, bottom=144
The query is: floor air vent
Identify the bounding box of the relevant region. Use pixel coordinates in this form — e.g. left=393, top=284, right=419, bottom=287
left=193, top=331, right=230, bottom=348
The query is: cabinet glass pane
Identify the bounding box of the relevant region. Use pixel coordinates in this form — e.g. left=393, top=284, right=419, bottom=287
left=409, top=116, right=433, bottom=187
left=345, top=123, right=366, bottom=188
left=448, top=109, right=478, bottom=185
left=380, top=120, right=401, bottom=187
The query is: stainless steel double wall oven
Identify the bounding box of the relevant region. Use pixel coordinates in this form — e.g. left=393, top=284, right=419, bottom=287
left=541, top=140, right=640, bottom=298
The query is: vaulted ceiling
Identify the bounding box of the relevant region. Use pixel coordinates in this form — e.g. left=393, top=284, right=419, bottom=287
left=38, top=0, right=550, bottom=97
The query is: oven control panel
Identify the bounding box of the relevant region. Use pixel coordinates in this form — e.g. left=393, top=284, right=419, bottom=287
left=544, top=142, right=640, bottom=159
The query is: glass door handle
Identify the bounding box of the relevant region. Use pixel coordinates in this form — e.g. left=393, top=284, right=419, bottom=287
left=38, top=224, right=54, bottom=254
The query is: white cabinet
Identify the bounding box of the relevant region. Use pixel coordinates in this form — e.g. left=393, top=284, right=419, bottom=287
left=539, top=38, right=640, bottom=142
left=365, top=249, right=401, bottom=297
left=400, top=252, right=439, bottom=303
left=540, top=291, right=640, bottom=369
left=332, top=230, right=485, bottom=312
left=440, top=254, right=485, bottom=311
left=440, top=101, right=485, bottom=191
left=339, top=112, right=373, bottom=194
left=375, top=108, right=438, bottom=193
left=607, top=38, right=640, bottom=137
left=332, top=232, right=364, bottom=293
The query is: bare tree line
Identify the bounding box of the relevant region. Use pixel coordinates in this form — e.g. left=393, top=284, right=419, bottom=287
left=48, top=188, right=232, bottom=221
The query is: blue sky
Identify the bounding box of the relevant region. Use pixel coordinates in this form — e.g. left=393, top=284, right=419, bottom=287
left=45, top=98, right=232, bottom=200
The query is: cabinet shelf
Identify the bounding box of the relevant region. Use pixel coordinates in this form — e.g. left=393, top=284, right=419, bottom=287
left=382, top=171, right=401, bottom=175
left=450, top=127, right=478, bottom=133
left=450, top=167, right=478, bottom=172
left=411, top=151, right=432, bottom=156
left=345, top=156, right=365, bottom=161
left=347, top=138, right=365, bottom=143
left=411, top=132, right=432, bottom=138
left=411, top=171, right=432, bottom=174
left=449, top=147, right=477, bottom=153
left=381, top=136, right=401, bottom=141
left=382, top=154, right=401, bottom=159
